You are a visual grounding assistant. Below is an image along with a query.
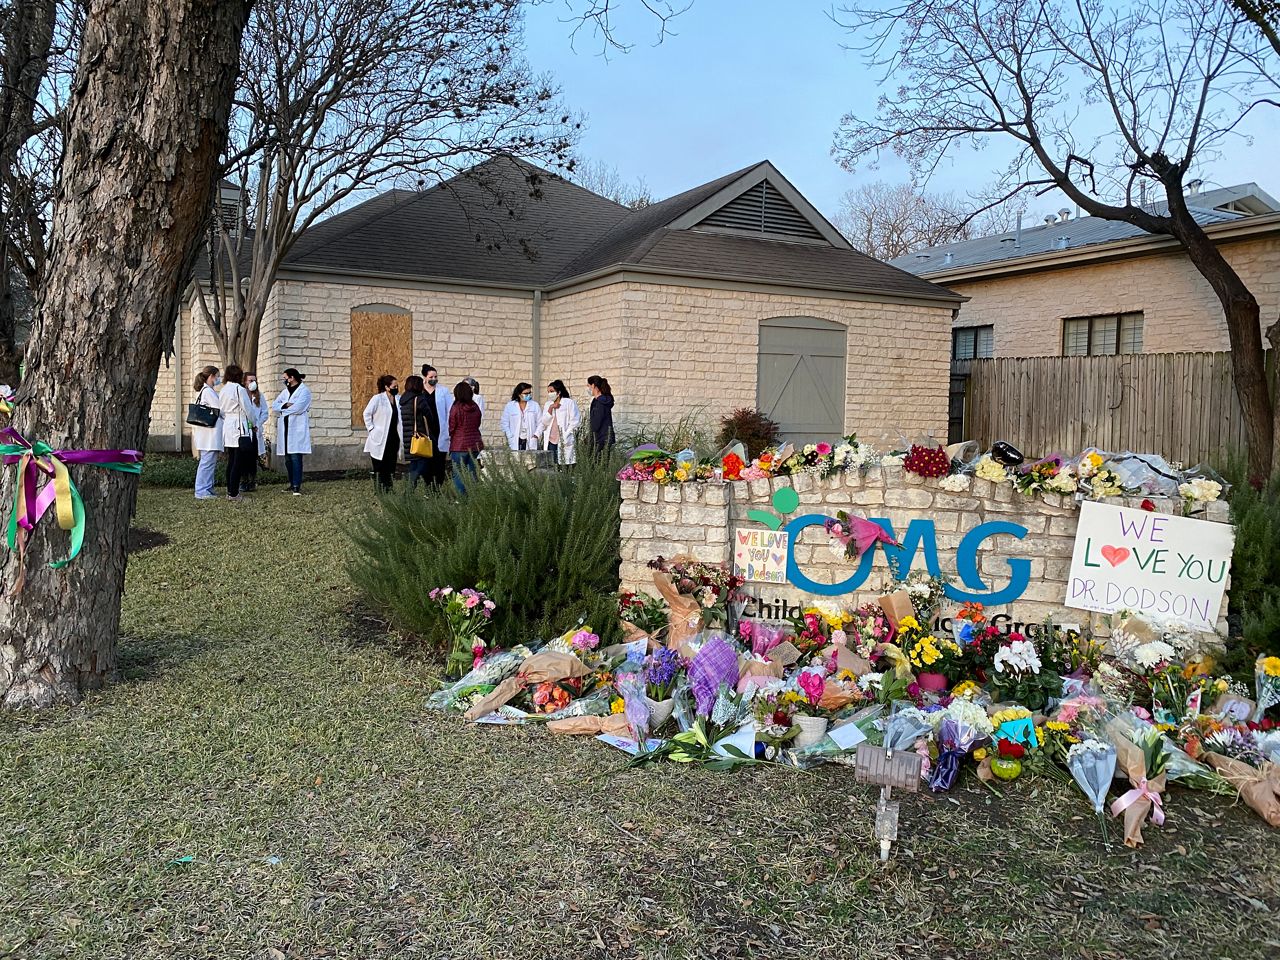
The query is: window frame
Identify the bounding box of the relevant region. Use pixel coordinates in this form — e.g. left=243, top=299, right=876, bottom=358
left=951, top=324, right=994, bottom=361
left=1062, top=312, right=1143, bottom=357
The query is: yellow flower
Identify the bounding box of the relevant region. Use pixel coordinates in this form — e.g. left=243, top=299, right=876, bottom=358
left=973, top=747, right=988, bottom=761
left=1045, top=721, right=1070, bottom=732
left=991, top=706, right=1031, bottom=725
left=653, top=466, right=668, bottom=481
left=1262, top=656, right=1280, bottom=677
left=898, top=615, right=920, bottom=631
left=610, top=698, right=625, bottom=714
left=674, top=467, right=690, bottom=482
left=951, top=680, right=981, bottom=699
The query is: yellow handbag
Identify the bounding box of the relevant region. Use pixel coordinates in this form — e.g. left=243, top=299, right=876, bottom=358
left=410, top=396, right=434, bottom=457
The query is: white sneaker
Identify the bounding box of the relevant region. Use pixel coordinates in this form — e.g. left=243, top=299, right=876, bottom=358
left=195, top=493, right=218, bottom=501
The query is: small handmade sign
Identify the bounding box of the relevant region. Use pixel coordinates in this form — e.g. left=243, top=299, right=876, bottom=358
left=1, top=427, right=143, bottom=591
left=1066, top=501, right=1233, bottom=630
left=733, top=528, right=789, bottom=584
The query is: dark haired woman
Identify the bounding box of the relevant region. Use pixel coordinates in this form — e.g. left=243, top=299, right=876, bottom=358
left=272, top=368, right=312, bottom=495
left=448, top=379, right=484, bottom=493
left=587, top=375, right=615, bottom=455
left=220, top=364, right=256, bottom=502
left=539, top=379, right=579, bottom=465
left=191, top=364, right=222, bottom=500
left=500, top=381, right=542, bottom=451
left=362, top=373, right=400, bottom=492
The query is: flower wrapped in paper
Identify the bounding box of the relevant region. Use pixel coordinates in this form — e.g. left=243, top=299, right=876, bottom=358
left=1104, top=718, right=1169, bottom=848
left=425, top=646, right=531, bottom=711
left=929, top=714, right=982, bottom=792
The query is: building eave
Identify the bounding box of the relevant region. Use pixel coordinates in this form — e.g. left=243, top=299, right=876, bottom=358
left=914, top=212, right=1280, bottom=284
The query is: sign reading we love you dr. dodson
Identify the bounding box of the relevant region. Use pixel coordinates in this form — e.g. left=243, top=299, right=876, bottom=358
left=1067, top=501, right=1234, bottom=629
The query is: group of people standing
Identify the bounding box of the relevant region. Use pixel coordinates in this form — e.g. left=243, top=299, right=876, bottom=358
left=362, top=366, right=616, bottom=493
left=190, top=366, right=313, bottom=500
left=189, top=360, right=616, bottom=500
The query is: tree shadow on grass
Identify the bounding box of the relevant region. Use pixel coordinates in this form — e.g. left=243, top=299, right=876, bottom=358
left=114, top=630, right=234, bottom=686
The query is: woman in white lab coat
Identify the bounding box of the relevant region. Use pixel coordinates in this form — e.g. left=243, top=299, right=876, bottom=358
left=540, top=379, right=580, bottom=465
left=362, top=373, right=401, bottom=492
left=191, top=365, right=222, bottom=500
left=500, top=381, right=542, bottom=451
left=242, top=371, right=269, bottom=492
left=220, top=365, right=257, bottom=502
left=272, top=367, right=312, bottom=495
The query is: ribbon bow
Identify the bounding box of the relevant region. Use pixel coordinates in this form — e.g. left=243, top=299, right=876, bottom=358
left=1110, top=777, right=1166, bottom=826
left=1, top=427, right=143, bottom=591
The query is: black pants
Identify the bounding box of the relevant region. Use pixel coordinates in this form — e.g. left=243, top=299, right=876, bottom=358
left=420, top=451, right=448, bottom=488
left=244, top=435, right=259, bottom=489
left=371, top=432, right=400, bottom=492
left=226, top=436, right=255, bottom=497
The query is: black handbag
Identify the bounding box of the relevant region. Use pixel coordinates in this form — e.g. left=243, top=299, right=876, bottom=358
left=186, top=392, right=221, bottom=428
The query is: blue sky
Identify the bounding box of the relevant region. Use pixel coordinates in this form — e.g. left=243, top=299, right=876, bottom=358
left=523, top=0, right=1280, bottom=220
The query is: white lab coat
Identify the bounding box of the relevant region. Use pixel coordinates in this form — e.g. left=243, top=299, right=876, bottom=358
left=362, top=392, right=399, bottom=456
left=272, top=383, right=313, bottom=455
left=247, top=392, right=270, bottom=455
left=423, top=385, right=454, bottom=453
left=500, top=399, right=542, bottom=450
left=540, top=396, right=580, bottom=464
left=220, top=383, right=255, bottom=449
left=191, top=384, right=222, bottom=453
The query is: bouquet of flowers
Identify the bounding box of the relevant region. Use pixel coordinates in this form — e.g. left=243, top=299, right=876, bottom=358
left=1014, top=455, right=1066, bottom=496
left=990, top=635, right=1063, bottom=711
left=902, top=443, right=951, bottom=479
left=619, top=591, right=668, bottom=637
left=929, top=714, right=982, bottom=792
left=721, top=451, right=745, bottom=481
left=1086, top=466, right=1127, bottom=498
left=752, top=690, right=799, bottom=753
left=531, top=677, right=584, bottom=714
left=648, top=556, right=746, bottom=628
left=1038, top=625, right=1104, bottom=679
left=1067, top=738, right=1117, bottom=843
left=972, top=454, right=1011, bottom=484
left=846, top=603, right=892, bottom=659
left=898, top=570, right=949, bottom=618
left=1106, top=719, right=1169, bottom=848
left=899, top=616, right=964, bottom=685
left=1255, top=655, right=1280, bottom=721
left=428, top=586, right=496, bottom=678
left=645, top=647, right=685, bottom=702
left=1179, top=476, right=1223, bottom=505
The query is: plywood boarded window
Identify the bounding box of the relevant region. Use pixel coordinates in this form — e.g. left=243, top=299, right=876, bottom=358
left=350, top=305, right=413, bottom=426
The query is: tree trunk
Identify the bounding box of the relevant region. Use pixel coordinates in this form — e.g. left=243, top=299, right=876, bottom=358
left=1164, top=184, right=1274, bottom=482
left=0, top=0, right=250, bottom=710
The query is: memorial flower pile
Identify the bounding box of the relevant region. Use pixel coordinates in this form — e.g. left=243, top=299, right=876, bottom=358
left=428, top=586, right=497, bottom=678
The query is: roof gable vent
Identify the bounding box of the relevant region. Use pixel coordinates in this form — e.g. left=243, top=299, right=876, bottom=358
left=694, top=180, right=826, bottom=243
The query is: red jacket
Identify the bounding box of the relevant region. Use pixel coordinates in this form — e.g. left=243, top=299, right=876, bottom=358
left=448, top=400, right=484, bottom=453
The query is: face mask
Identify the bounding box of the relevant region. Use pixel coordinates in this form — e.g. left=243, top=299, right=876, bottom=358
left=246, top=380, right=257, bottom=390
left=521, top=393, right=531, bottom=401
left=390, top=387, right=399, bottom=397
left=548, top=393, right=556, bottom=402
left=214, top=375, right=223, bottom=386
left=427, top=378, right=437, bottom=387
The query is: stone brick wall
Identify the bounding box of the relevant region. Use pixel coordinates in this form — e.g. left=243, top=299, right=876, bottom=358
left=547, top=280, right=953, bottom=442
left=949, top=233, right=1280, bottom=356
left=619, top=466, right=1231, bottom=632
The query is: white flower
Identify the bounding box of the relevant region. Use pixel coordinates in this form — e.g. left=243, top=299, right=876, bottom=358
left=1132, top=640, right=1175, bottom=669
left=993, top=639, right=1041, bottom=675
left=1179, top=478, right=1222, bottom=502
left=941, top=697, right=994, bottom=737
left=857, top=672, right=883, bottom=692
left=1067, top=738, right=1112, bottom=761
left=879, top=453, right=905, bottom=466
left=938, top=474, right=969, bottom=492
left=907, top=582, right=930, bottom=598
left=974, top=455, right=1010, bottom=483
left=1046, top=473, right=1078, bottom=494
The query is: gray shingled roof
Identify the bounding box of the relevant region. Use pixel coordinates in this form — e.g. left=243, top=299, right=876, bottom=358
left=271, top=155, right=959, bottom=303
left=889, top=184, right=1279, bottom=277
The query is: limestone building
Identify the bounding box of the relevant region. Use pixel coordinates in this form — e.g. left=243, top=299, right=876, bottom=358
left=151, top=157, right=961, bottom=467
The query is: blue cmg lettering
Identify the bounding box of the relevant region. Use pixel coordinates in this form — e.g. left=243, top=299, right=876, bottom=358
left=781, top=514, right=1030, bottom=604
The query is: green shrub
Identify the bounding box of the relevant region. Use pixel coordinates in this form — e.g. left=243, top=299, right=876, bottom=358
left=716, top=407, right=781, bottom=460
left=618, top=409, right=716, bottom=457
left=1221, top=459, right=1280, bottom=675
left=139, top=452, right=288, bottom=488
left=348, top=451, right=624, bottom=658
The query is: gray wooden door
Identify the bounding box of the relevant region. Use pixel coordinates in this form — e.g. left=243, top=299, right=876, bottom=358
left=757, top=317, right=846, bottom=443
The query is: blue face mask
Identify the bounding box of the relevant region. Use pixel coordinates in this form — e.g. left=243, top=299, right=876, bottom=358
left=521, top=393, right=531, bottom=401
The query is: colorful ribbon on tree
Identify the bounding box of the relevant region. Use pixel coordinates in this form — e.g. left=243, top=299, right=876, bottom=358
left=1, top=427, right=143, bottom=591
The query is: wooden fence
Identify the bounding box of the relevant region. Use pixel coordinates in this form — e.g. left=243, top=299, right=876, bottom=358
left=961, top=351, right=1262, bottom=467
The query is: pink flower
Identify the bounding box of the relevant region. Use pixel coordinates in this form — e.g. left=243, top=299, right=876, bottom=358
left=571, top=630, right=600, bottom=652
left=429, top=588, right=440, bottom=601
left=483, top=600, right=495, bottom=611
left=472, top=643, right=485, bottom=669
left=737, top=621, right=754, bottom=641
left=798, top=670, right=825, bottom=705
left=831, top=629, right=848, bottom=647
left=1131, top=705, right=1152, bottom=721
left=816, top=442, right=832, bottom=456
left=464, top=594, right=481, bottom=609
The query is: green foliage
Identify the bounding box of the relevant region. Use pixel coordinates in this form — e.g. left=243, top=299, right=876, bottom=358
left=349, top=452, right=624, bottom=657
left=618, top=409, right=716, bottom=458
left=138, top=453, right=289, bottom=488
left=716, top=407, right=781, bottom=460
left=1222, top=458, right=1280, bottom=672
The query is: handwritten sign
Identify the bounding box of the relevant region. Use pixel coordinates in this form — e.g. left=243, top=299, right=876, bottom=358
left=1066, top=501, right=1233, bottom=629
left=734, top=529, right=789, bottom=584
